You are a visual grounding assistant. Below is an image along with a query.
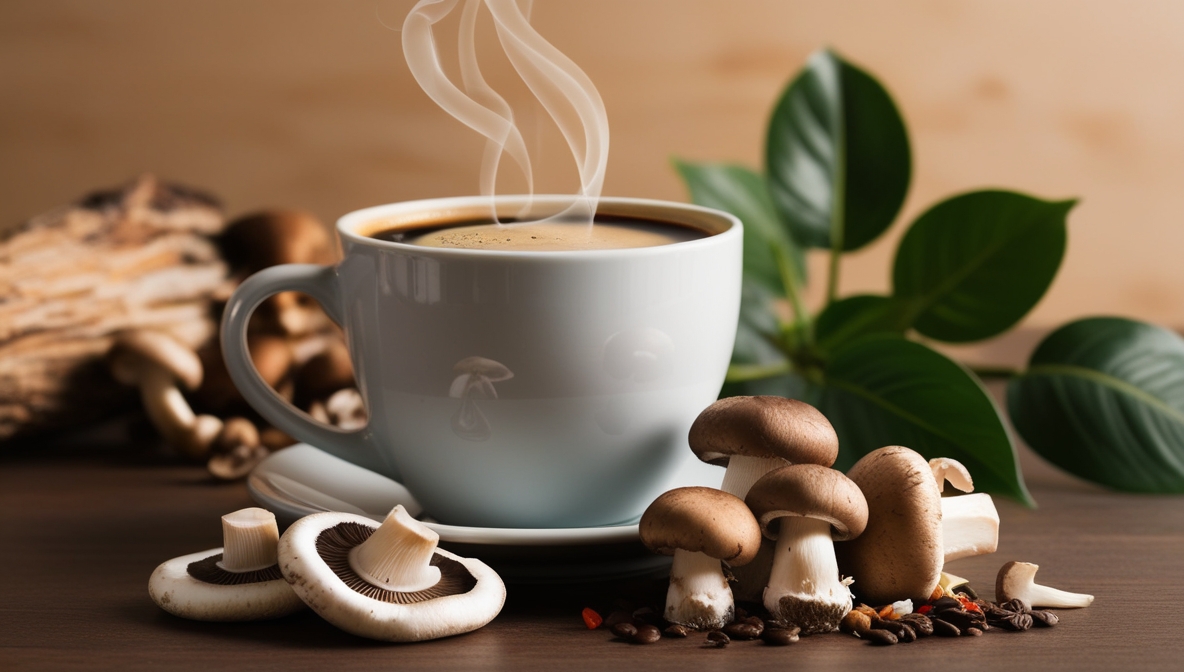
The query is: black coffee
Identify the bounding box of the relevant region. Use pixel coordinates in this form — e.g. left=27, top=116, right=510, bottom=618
left=367, top=214, right=707, bottom=251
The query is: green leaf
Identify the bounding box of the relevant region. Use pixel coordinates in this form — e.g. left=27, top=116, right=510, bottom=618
left=673, top=160, right=805, bottom=289
left=813, top=294, right=904, bottom=352
left=731, top=280, right=788, bottom=368
left=815, top=335, right=1032, bottom=504
left=1008, top=317, right=1184, bottom=492
left=893, top=190, right=1074, bottom=343
left=765, top=49, right=910, bottom=251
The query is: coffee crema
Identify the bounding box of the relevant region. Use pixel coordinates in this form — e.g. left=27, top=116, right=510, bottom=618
left=368, top=214, right=708, bottom=251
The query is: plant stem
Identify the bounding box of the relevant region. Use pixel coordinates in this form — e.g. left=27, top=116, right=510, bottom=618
left=775, top=246, right=809, bottom=331
left=826, top=98, right=847, bottom=306
left=726, top=361, right=793, bottom=383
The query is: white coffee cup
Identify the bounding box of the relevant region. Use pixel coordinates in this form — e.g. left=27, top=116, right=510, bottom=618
left=222, top=195, right=742, bottom=528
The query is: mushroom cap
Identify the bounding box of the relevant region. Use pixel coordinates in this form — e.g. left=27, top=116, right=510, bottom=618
left=638, top=486, right=762, bottom=566
left=147, top=548, right=305, bottom=621
left=220, top=210, right=336, bottom=272
left=452, top=356, right=513, bottom=382
left=687, top=396, right=839, bottom=467
left=277, top=511, right=506, bottom=642
left=745, top=464, right=868, bottom=541
left=835, top=446, right=944, bottom=604
left=110, top=330, right=204, bottom=390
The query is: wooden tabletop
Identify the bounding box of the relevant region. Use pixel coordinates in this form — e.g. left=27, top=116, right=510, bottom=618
left=2, top=441, right=1182, bottom=671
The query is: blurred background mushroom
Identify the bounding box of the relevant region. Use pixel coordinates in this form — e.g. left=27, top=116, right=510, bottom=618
left=0, top=176, right=364, bottom=480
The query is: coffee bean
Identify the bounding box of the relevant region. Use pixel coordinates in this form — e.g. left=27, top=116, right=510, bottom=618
left=633, top=624, right=662, bottom=644
left=723, top=623, right=762, bottom=640
left=706, top=630, right=730, bottom=648
left=931, top=596, right=962, bottom=613
left=740, top=615, right=766, bottom=632
left=663, top=624, right=690, bottom=638
left=872, top=618, right=911, bottom=641
left=964, top=627, right=984, bottom=637
left=1000, top=613, right=1033, bottom=632
left=931, top=618, right=961, bottom=637
left=894, top=620, right=919, bottom=643
left=610, top=623, right=638, bottom=640
left=901, top=614, right=933, bottom=637
left=936, top=609, right=978, bottom=631
left=1002, top=598, right=1030, bottom=614
left=863, top=628, right=898, bottom=646
left=762, top=627, right=799, bottom=646
left=733, top=606, right=749, bottom=620
left=1030, top=610, right=1060, bottom=627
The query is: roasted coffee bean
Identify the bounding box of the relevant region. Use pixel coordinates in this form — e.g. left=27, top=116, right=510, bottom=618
left=901, top=614, right=934, bottom=637
left=1002, top=598, right=1031, bottom=614
left=762, top=627, right=799, bottom=646
left=663, top=624, right=690, bottom=638
left=610, top=623, right=638, bottom=640
left=723, top=623, right=762, bottom=640
left=931, top=596, right=962, bottom=613
left=896, top=620, right=919, bottom=640
left=936, top=609, right=978, bottom=631
left=706, top=630, right=730, bottom=648
left=604, top=610, right=634, bottom=629
left=931, top=618, right=962, bottom=637
left=733, top=607, right=749, bottom=620
left=964, top=627, right=984, bottom=637
left=740, top=615, right=766, bottom=632
left=1000, top=613, right=1033, bottom=632
left=633, top=624, right=662, bottom=645
left=863, top=628, right=898, bottom=646
left=872, top=618, right=912, bottom=641
left=1030, top=610, right=1060, bottom=627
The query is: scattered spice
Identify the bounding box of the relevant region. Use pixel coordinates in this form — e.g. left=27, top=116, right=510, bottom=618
left=582, top=607, right=603, bottom=630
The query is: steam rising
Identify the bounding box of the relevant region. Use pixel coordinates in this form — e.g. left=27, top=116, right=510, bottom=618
left=403, top=0, right=609, bottom=224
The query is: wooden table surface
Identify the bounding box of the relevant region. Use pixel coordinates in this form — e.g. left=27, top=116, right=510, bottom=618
left=2, top=440, right=1182, bottom=671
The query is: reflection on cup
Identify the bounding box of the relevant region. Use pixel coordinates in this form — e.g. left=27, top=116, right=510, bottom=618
left=603, top=327, right=674, bottom=383
left=449, top=356, right=513, bottom=441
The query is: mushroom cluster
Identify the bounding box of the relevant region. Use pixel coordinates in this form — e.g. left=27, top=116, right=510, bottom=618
left=641, top=396, right=867, bottom=634
left=106, top=210, right=364, bottom=479
left=150, top=505, right=507, bottom=642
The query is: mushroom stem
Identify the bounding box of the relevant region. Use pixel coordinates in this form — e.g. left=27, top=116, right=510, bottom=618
left=997, top=561, right=1094, bottom=608
left=219, top=508, right=280, bottom=572
left=941, top=493, right=1000, bottom=563
left=140, top=366, right=196, bottom=443
left=665, top=549, right=733, bottom=630
left=764, top=516, right=850, bottom=634
left=348, top=506, right=441, bottom=593
left=719, top=455, right=787, bottom=499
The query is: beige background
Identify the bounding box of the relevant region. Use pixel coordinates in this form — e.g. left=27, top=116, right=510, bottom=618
left=3, top=0, right=1183, bottom=334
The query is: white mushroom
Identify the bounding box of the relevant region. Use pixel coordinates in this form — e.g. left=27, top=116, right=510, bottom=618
left=638, top=487, right=762, bottom=630
left=277, top=506, right=505, bottom=641
left=745, top=464, right=868, bottom=634
left=148, top=508, right=305, bottom=621
left=325, top=387, right=367, bottom=430
left=928, top=457, right=1000, bottom=563
left=996, top=561, right=1094, bottom=608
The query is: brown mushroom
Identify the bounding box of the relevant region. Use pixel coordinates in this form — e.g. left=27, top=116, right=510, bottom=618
left=688, top=396, right=839, bottom=499
left=745, top=464, right=868, bottom=634
left=639, top=487, right=762, bottom=630
left=208, top=417, right=269, bottom=481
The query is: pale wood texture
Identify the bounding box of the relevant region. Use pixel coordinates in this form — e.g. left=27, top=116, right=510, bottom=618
left=0, top=175, right=228, bottom=440
left=2, top=1, right=1183, bottom=332
left=1, top=446, right=1180, bottom=671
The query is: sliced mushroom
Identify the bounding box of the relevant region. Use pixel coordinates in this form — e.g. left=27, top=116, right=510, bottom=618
left=277, top=506, right=505, bottom=641
left=639, top=487, right=762, bottom=630
left=688, top=396, right=839, bottom=500
left=927, top=457, right=1000, bottom=563
left=148, top=508, right=305, bottom=621
left=745, top=464, right=868, bottom=634
left=996, top=561, right=1094, bottom=608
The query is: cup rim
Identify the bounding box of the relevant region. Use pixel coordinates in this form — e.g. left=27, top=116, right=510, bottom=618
left=335, top=195, right=742, bottom=258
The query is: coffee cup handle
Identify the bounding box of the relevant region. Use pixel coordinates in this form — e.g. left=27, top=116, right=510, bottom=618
left=221, top=264, right=391, bottom=477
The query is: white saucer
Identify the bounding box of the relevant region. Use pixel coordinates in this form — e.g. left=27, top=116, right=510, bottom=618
left=248, top=443, right=724, bottom=582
